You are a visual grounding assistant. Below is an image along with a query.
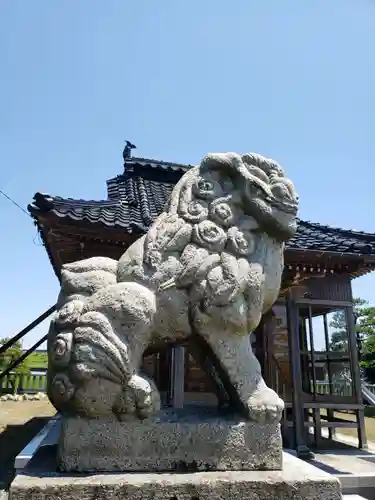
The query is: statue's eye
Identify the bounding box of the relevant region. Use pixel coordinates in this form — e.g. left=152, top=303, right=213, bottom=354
left=198, top=180, right=214, bottom=191
left=193, top=177, right=223, bottom=201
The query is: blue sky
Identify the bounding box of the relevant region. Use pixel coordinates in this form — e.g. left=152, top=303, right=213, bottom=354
left=0, top=0, right=374, bottom=348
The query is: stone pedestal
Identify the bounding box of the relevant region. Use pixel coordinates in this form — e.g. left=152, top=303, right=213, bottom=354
left=57, top=407, right=282, bottom=472
left=10, top=448, right=342, bottom=500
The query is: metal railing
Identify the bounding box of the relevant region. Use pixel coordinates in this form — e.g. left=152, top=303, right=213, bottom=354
left=1, top=372, right=47, bottom=394
left=0, top=305, right=56, bottom=383
left=313, top=380, right=353, bottom=397
left=313, top=374, right=375, bottom=403
left=365, top=383, right=375, bottom=394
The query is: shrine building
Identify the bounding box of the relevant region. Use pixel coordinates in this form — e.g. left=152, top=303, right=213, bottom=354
left=28, top=151, right=375, bottom=455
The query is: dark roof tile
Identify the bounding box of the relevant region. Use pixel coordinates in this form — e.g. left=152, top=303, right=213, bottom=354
left=29, top=157, right=375, bottom=256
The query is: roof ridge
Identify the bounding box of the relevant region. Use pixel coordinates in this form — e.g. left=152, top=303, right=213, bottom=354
left=53, top=197, right=118, bottom=206
left=299, top=219, right=375, bottom=239
left=129, top=156, right=193, bottom=169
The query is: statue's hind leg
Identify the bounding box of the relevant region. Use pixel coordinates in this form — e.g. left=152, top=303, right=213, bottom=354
left=50, top=282, right=161, bottom=420
left=200, top=331, right=283, bottom=424
left=82, top=282, right=161, bottom=420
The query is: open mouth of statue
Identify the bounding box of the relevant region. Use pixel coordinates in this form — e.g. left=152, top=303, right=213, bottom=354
left=248, top=178, right=299, bottom=215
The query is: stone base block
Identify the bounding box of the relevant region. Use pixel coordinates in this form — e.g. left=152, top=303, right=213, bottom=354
left=10, top=449, right=342, bottom=500
left=58, top=406, right=282, bottom=472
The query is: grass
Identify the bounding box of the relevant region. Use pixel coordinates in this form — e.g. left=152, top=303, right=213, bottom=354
left=317, top=409, right=375, bottom=443
left=335, top=412, right=375, bottom=442
left=0, top=399, right=54, bottom=489
left=26, top=352, right=48, bottom=370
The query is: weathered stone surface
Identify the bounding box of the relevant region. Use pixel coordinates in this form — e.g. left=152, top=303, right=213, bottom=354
left=46, top=152, right=299, bottom=428
left=10, top=450, right=341, bottom=500
left=57, top=407, right=282, bottom=472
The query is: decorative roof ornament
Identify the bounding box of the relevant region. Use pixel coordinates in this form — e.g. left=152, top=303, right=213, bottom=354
left=123, top=141, right=137, bottom=162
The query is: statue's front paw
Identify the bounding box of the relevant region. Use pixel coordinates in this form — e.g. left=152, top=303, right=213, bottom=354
left=246, top=387, right=284, bottom=424
left=114, top=374, right=161, bottom=421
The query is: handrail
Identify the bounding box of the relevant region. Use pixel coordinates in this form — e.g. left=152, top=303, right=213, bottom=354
left=0, top=305, right=56, bottom=384
left=0, top=305, right=56, bottom=356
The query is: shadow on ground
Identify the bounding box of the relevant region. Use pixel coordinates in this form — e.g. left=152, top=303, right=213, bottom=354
left=0, top=417, right=50, bottom=490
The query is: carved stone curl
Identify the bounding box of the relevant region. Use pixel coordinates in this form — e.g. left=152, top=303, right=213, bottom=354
left=47, top=152, right=299, bottom=424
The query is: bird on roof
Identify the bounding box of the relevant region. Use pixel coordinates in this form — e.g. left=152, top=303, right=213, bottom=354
left=123, top=141, right=137, bottom=161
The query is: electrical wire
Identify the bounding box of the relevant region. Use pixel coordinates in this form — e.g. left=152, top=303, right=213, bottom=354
left=0, top=188, right=43, bottom=245
left=0, top=189, right=30, bottom=217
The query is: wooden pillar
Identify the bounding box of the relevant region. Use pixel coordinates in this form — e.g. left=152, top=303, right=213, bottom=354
left=307, top=305, right=321, bottom=447
left=156, top=348, right=172, bottom=406
left=258, top=311, right=276, bottom=390
left=171, top=345, right=185, bottom=409
left=323, top=313, right=336, bottom=440
left=285, top=290, right=313, bottom=459
left=346, top=305, right=368, bottom=449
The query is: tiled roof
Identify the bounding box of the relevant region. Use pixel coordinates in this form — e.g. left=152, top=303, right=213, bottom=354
left=289, top=220, right=375, bottom=255
left=106, top=157, right=190, bottom=200
left=28, top=156, right=375, bottom=256
left=30, top=185, right=172, bottom=232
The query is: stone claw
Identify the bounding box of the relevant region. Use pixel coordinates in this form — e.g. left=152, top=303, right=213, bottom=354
left=246, top=388, right=284, bottom=424
left=114, top=374, right=161, bottom=421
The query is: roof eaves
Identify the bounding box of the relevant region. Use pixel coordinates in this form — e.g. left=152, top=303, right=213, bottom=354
left=29, top=213, right=61, bottom=281
left=300, top=219, right=375, bottom=241
left=285, top=247, right=375, bottom=260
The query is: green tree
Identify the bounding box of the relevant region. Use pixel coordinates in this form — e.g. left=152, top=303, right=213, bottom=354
left=0, top=338, right=30, bottom=394
left=329, top=298, right=367, bottom=352
left=329, top=298, right=375, bottom=383
left=358, top=307, right=375, bottom=383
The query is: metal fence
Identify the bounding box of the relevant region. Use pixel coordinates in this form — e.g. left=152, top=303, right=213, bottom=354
left=314, top=380, right=352, bottom=397
left=0, top=372, right=47, bottom=394
left=314, top=380, right=375, bottom=398
left=2, top=372, right=375, bottom=398
left=366, top=383, right=375, bottom=394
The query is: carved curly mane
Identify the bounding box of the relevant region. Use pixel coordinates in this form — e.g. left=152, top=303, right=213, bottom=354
left=139, top=153, right=298, bottom=314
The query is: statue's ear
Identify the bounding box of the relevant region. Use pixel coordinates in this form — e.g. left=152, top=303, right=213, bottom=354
left=143, top=169, right=200, bottom=268
left=166, top=167, right=198, bottom=215
left=166, top=167, right=211, bottom=224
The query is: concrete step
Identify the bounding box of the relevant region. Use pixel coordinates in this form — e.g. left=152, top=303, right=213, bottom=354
left=286, top=448, right=375, bottom=499
left=343, top=496, right=369, bottom=500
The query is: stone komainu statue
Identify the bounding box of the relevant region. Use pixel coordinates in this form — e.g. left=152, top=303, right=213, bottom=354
left=47, top=152, right=299, bottom=423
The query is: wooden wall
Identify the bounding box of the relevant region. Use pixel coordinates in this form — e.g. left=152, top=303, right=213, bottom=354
left=296, top=275, right=352, bottom=302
